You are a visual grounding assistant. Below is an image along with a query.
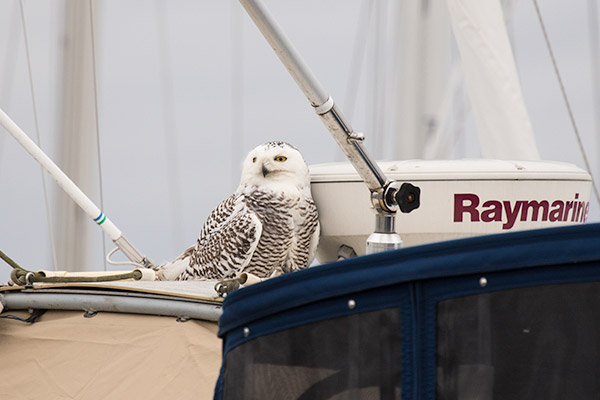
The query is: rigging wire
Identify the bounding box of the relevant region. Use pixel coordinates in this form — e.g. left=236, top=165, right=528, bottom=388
left=370, top=0, right=384, bottom=159
left=532, top=0, right=600, bottom=204
left=19, top=0, right=59, bottom=271
left=0, top=3, right=20, bottom=157
left=589, top=0, right=600, bottom=188
left=231, top=2, right=245, bottom=188
left=423, top=66, right=464, bottom=159
left=155, top=0, right=185, bottom=250
left=88, top=0, right=108, bottom=271
left=451, top=85, right=471, bottom=157
left=336, top=0, right=372, bottom=162
left=501, top=0, right=518, bottom=46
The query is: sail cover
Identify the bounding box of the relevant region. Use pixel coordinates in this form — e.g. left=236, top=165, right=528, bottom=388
left=0, top=311, right=221, bottom=399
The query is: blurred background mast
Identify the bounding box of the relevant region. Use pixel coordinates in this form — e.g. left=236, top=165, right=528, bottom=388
left=55, top=1, right=101, bottom=272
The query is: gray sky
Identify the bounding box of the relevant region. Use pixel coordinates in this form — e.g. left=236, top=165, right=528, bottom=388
left=0, top=0, right=599, bottom=283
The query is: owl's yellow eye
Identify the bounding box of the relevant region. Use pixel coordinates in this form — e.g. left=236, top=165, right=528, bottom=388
left=274, top=156, right=287, bottom=162
left=252, top=157, right=257, bottom=163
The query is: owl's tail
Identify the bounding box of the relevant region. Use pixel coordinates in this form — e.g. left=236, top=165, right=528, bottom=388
left=155, top=245, right=194, bottom=281
left=155, top=257, right=190, bottom=281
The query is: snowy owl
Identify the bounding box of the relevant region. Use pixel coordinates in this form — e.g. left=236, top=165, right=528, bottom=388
left=158, top=141, right=320, bottom=282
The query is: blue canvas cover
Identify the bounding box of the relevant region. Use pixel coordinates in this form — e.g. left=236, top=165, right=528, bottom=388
left=216, top=223, right=600, bottom=399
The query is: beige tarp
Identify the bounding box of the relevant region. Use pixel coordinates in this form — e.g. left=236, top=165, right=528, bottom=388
left=0, top=310, right=222, bottom=399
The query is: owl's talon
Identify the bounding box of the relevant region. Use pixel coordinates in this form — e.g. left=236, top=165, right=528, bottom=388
left=215, top=278, right=242, bottom=297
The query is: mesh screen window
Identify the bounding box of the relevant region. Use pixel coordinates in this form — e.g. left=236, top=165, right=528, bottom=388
left=223, top=308, right=402, bottom=399
left=437, top=281, right=600, bottom=400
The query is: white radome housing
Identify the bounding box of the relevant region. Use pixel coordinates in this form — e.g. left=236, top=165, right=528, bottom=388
left=310, top=159, right=592, bottom=263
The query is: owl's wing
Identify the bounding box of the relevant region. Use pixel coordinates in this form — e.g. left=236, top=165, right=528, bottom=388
left=198, top=193, right=238, bottom=237
left=177, top=194, right=263, bottom=280
left=272, top=195, right=320, bottom=275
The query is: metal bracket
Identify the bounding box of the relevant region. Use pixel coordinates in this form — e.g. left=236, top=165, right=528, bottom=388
left=314, top=96, right=334, bottom=115
left=347, top=132, right=365, bottom=144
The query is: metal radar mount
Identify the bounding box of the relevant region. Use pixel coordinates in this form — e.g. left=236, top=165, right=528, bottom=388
left=240, top=0, right=421, bottom=255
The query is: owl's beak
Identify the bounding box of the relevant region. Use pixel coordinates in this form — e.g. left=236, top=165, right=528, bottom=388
left=262, top=164, right=271, bottom=177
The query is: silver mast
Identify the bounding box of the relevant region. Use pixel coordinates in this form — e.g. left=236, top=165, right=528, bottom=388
left=239, top=0, right=421, bottom=253
left=239, top=0, right=388, bottom=195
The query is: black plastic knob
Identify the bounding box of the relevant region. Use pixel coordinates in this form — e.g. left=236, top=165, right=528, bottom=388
left=395, top=183, right=420, bottom=213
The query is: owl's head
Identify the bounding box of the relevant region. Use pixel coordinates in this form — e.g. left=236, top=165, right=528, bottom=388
left=239, top=141, right=311, bottom=193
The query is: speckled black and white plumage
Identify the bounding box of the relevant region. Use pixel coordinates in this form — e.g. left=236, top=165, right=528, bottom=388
left=160, top=142, right=319, bottom=281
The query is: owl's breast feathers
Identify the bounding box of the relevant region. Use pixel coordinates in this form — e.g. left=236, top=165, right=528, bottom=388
left=178, top=186, right=318, bottom=280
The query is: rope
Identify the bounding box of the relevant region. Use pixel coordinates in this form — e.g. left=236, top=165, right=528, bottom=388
left=10, top=269, right=143, bottom=285
left=88, top=0, right=108, bottom=271
left=19, top=0, right=59, bottom=270
left=0, top=249, right=25, bottom=271
left=1, top=249, right=142, bottom=285
left=106, top=247, right=144, bottom=268
left=532, top=0, right=600, bottom=204
left=0, top=309, right=46, bottom=323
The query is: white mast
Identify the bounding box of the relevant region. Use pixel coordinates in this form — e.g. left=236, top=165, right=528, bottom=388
left=392, top=0, right=451, bottom=160
left=54, top=2, right=99, bottom=271
left=445, top=0, right=540, bottom=160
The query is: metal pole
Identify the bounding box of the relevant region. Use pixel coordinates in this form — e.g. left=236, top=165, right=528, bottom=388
left=239, top=0, right=390, bottom=196
left=1, top=292, right=221, bottom=321
left=239, top=0, right=415, bottom=254
left=0, top=107, right=153, bottom=268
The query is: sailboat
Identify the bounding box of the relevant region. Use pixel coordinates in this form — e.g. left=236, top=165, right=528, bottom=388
left=1, top=0, right=599, bottom=399
left=213, top=1, right=599, bottom=398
